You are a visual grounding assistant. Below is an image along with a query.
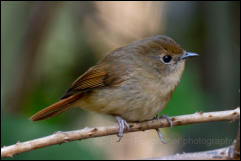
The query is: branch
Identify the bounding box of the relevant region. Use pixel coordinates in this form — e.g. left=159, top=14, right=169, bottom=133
left=1, top=107, right=240, bottom=158
left=232, top=122, right=240, bottom=160
left=145, top=122, right=241, bottom=160
left=144, top=146, right=233, bottom=160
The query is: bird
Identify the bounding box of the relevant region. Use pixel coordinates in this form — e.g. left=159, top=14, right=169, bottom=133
left=31, top=35, right=198, bottom=141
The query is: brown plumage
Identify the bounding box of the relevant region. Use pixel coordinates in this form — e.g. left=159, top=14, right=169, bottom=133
left=31, top=35, right=198, bottom=127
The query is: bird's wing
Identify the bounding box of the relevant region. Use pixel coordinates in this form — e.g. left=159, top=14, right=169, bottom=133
left=61, top=63, right=127, bottom=99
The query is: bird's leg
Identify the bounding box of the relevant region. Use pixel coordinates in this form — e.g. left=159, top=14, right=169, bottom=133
left=115, top=116, right=130, bottom=142
left=154, top=114, right=173, bottom=143
left=160, top=114, right=173, bottom=127
left=155, top=128, right=167, bottom=144
left=155, top=114, right=173, bottom=127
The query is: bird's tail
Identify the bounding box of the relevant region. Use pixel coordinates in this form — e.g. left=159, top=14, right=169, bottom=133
left=30, top=93, right=83, bottom=121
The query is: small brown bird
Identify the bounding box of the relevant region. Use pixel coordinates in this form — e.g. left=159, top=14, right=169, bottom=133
left=31, top=35, right=198, bottom=140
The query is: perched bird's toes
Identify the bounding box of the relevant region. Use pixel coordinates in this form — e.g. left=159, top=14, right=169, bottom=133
left=115, top=116, right=129, bottom=142
left=155, top=114, right=173, bottom=127
left=161, top=114, right=173, bottom=127
left=155, top=128, right=167, bottom=144
left=154, top=114, right=172, bottom=143
left=123, top=120, right=130, bottom=130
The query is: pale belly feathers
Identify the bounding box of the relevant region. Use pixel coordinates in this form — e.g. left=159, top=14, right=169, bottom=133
left=73, top=63, right=184, bottom=122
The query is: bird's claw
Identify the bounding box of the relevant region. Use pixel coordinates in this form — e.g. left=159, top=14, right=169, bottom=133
left=155, top=114, right=173, bottom=127
left=154, top=114, right=172, bottom=143
left=115, top=116, right=130, bottom=142
left=155, top=128, right=167, bottom=144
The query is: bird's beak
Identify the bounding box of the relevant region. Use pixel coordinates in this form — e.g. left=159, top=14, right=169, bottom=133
left=180, top=52, right=199, bottom=60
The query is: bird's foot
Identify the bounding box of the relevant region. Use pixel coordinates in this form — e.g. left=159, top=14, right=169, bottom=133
left=154, top=114, right=173, bottom=127
left=155, top=128, right=167, bottom=144
left=115, top=116, right=130, bottom=142
left=154, top=114, right=173, bottom=143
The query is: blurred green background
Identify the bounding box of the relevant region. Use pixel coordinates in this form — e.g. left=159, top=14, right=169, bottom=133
left=1, top=1, right=240, bottom=160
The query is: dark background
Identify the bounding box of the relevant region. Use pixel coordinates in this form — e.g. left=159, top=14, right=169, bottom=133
left=1, top=1, right=240, bottom=160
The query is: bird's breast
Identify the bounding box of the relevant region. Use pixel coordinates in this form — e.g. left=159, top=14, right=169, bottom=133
left=73, top=63, right=184, bottom=122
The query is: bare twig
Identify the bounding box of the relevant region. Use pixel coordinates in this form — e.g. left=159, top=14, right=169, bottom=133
left=145, top=123, right=240, bottom=160
left=144, top=146, right=233, bottom=160
left=1, top=107, right=240, bottom=158
left=232, top=122, right=240, bottom=160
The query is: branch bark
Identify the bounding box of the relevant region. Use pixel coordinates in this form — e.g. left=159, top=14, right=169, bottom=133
left=1, top=107, right=240, bottom=158
left=145, top=122, right=240, bottom=160
left=232, top=122, right=240, bottom=160
left=144, top=146, right=233, bottom=160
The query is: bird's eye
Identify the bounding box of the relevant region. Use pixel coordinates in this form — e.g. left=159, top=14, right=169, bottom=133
left=162, top=55, right=172, bottom=64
